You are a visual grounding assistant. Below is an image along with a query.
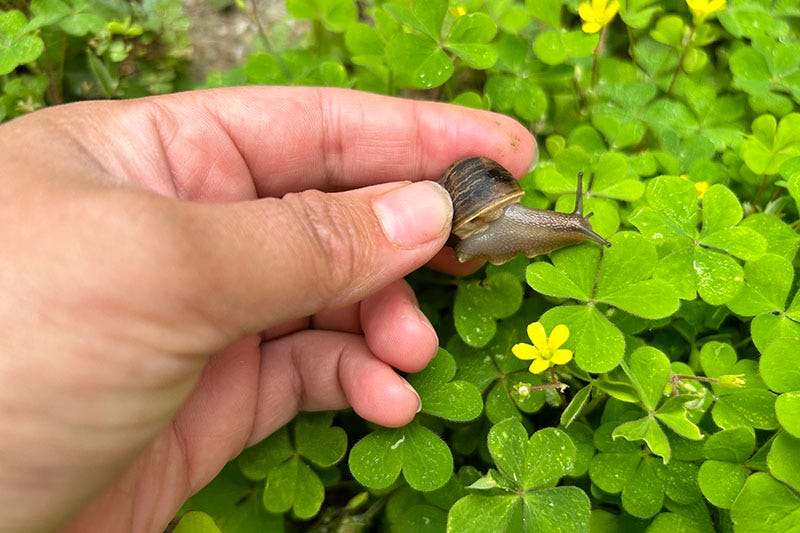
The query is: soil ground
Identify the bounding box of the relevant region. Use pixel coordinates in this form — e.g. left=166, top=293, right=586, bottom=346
left=183, top=0, right=285, bottom=80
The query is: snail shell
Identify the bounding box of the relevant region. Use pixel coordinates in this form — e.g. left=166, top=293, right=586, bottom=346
left=438, top=157, right=610, bottom=265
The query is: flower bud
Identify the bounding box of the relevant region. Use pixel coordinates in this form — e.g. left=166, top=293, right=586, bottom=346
left=717, top=374, right=746, bottom=388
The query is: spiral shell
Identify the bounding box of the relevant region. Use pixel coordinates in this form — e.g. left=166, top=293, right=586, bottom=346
left=438, top=157, right=524, bottom=240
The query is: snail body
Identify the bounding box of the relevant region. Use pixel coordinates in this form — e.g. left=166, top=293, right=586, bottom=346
left=438, top=157, right=610, bottom=265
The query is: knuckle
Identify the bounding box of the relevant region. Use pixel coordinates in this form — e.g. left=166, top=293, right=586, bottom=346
left=285, top=189, right=370, bottom=305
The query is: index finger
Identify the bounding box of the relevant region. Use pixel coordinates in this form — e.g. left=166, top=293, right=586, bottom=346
left=140, top=86, right=537, bottom=198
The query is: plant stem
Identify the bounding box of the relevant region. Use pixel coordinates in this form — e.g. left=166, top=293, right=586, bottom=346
left=248, top=0, right=271, bottom=49
left=530, top=381, right=569, bottom=392
left=247, top=0, right=290, bottom=78
left=673, top=374, right=717, bottom=383
left=754, top=175, right=768, bottom=209
left=665, top=22, right=698, bottom=96
left=625, top=0, right=638, bottom=66
left=590, top=25, right=608, bottom=90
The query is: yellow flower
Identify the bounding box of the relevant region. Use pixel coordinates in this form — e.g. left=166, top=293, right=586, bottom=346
left=512, top=323, right=574, bottom=374
left=578, top=0, right=620, bottom=34
left=695, top=181, right=709, bottom=199
left=686, top=0, right=726, bottom=20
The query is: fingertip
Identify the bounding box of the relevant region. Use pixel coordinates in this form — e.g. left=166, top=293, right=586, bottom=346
left=345, top=364, right=422, bottom=428
left=430, top=105, right=537, bottom=179
left=487, top=112, right=538, bottom=179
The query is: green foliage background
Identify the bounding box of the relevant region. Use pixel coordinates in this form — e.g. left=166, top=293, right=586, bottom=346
left=3, top=0, right=800, bottom=531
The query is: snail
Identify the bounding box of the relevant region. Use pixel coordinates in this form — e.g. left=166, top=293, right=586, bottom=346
left=438, top=157, right=611, bottom=265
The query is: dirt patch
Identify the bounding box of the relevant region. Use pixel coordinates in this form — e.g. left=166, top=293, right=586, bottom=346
left=183, top=0, right=286, bottom=80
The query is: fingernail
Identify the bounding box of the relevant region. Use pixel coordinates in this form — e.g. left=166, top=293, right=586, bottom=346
left=401, top=379, right=423, bottom=413
left=417, top=306, right=439, bottom=348
left=373, top=181, right=453, bottom=248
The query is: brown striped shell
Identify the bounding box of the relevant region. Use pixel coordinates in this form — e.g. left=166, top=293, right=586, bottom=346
left=438, top=157, right=524, bottom=239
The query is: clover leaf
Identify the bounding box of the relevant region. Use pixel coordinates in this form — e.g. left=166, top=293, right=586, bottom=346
left=630, top=176, right=766, bottom=305
left=0, top=10, right=44, bottom=76
left=700, top=342, right=779, bottom=431
left=605, top=348, right=706, bottom=463
left=526, top=0, right=561, bottom=29
left=590, top=420, right=702, bottom=518
left=447, top=419, right=590, bottom=532
left=348, top=420, right=453, bottom=491
left=590, top=152, right=645, bottom=201
left=449, top=316, right=549, bottom=423
left=730, top=36, right=800, bottom=115
left=535, top=152, right=644, bottom=203
left=382, top=0, right=497, bottom=88
left=29, top=0, right=105, bottom=37
left=697, top=427, right=755, bottom=508
left=625, top=347, right=671, bottom=412
left=180, top=462, right=285, bottom=531
left=443, top=13, right=498, bottom=70
left=533, top=30, right=596, bottom=66
left=345, top=22, right=385, bottom=59
left=383, top=0, right=446, bottom=40
left=619, top=0, right=660, bottom=28
left=678, top=80, right=746, bottom=151
left=727, top=254, right=794, bottom=316
left=730, top=473, right=800, bottom=531
left=719, top=2, right=782, bottom=39
left=385, top=33, right=452, bottom=89
left=760, top=338, right=800, bottom=393
left=699, top=461, right=747, bottom=510
left=703, top=426, right=756, bottom=464
left=286, top=0, right=357, bottom=32
left=741, top=113, right=800, bottom=175
left=407, top=348, right=483, bottom=422
left=174, top=511, right=221, bottom=533
left=454, top=271, right=523, bottom=347
left=527, top=232, right=679, bottom=373
left=612, top=416, right=673, bottom=464
left=539, top=304, right=625, bottom=374
left=237, top=413, right=346, bottom=519
left=561, top=384, right=593, bottom=427
left=485, top=75, right=548, bottom=121
left=591, top=82, right=656, bottom=148
left=767, top=431, right=800, bottom=493
left=776, top=392, right=800, bottom=438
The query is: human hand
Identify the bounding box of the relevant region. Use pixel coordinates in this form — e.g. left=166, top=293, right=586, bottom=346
left=0, top=86, right=534, bottom=531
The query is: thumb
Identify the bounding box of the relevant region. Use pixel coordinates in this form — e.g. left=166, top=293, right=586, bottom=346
left=191, top=180, right=453, bottom=335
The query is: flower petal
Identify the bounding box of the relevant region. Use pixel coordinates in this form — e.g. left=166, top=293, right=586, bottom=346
left=578, top=2, right=596, bottom=22
left=549, top=324, right=570, bottom=351
left=529, top=358, right=551, bottom=374
left=582, top=21, right=602, bottom=33
left=551, top=349, right=574, bottom=365
left=605, top=0, right=620, bottom=20
left=527, top=322, right=548, bottom=350
left=512, top=343, right=539, bottom=360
